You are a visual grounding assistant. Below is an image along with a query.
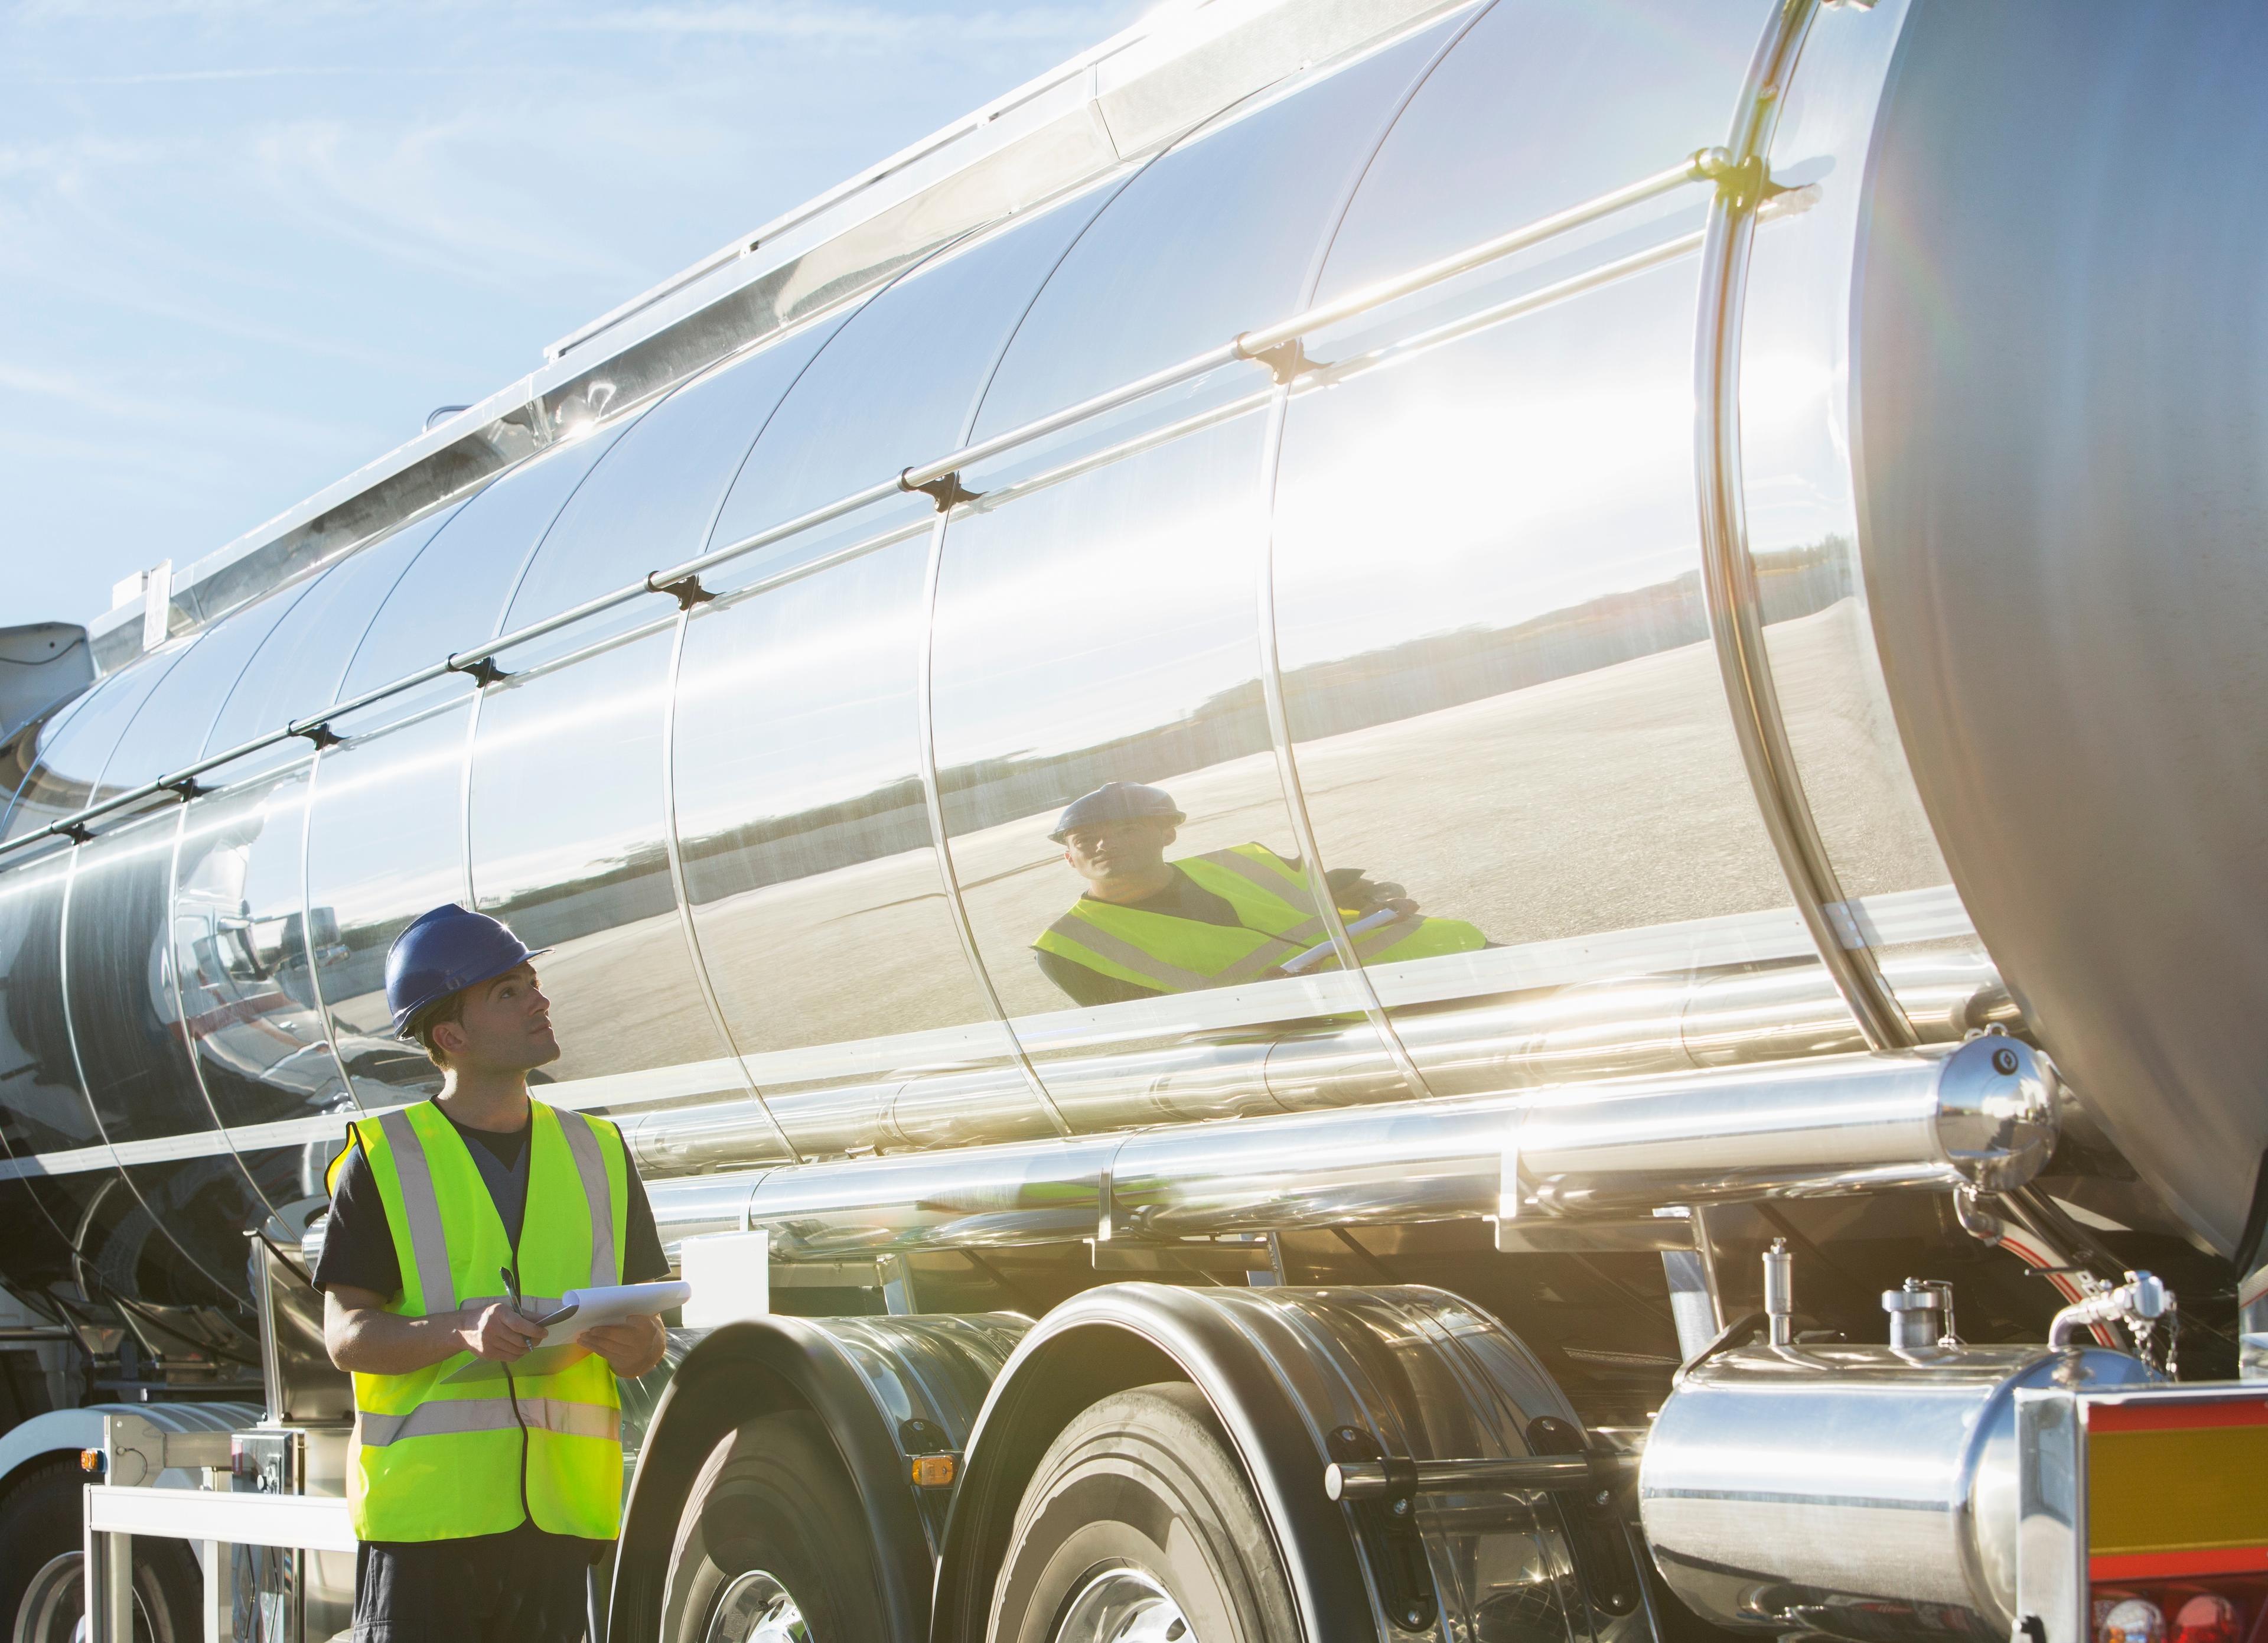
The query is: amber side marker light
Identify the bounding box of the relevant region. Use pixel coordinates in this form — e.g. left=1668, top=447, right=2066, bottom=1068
left=79, top=1449, right=102, bottom=1474
left=911, top=1454, right=956, bottom=1489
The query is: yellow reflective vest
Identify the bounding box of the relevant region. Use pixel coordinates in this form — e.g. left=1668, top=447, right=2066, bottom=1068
left=1034, top=842, right=1487, bottom=995
left=327, top=1099, right=630, bottom=1543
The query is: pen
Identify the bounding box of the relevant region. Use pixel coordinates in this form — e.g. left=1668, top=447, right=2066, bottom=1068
left=500, top=1265, right=523, bottom=1316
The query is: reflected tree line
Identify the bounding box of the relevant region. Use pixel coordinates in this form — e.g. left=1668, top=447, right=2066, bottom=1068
left=485, top=536, right=1858, bottom=1001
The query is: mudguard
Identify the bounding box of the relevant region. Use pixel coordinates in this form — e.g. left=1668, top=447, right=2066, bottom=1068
left=607, top=1312, right=1024, bottom=1643
left=930, top=1283, right=1642, bottom=1643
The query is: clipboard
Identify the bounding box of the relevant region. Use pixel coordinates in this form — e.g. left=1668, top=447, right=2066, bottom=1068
left=444, top=1280, right=689, bottom=1383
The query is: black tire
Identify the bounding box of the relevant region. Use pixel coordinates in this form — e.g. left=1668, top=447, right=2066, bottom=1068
left=660, top=1408, right=889, bottom=1643
left=988, top=1382, right=1298, bottom=1643
left=0, top=1459, right=200, bottom=1643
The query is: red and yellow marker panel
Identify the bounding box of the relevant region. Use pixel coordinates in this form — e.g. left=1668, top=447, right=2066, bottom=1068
left=2089, top=1395, right=2268, bottom=1582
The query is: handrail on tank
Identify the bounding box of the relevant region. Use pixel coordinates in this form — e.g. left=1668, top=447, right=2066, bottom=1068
left=0, top=147, right=1736, bottom=864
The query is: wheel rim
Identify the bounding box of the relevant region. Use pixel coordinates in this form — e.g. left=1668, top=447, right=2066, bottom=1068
left=15, top=1553, right=168, bottom=1643
left=1054, top=1568, right=1194, bottom=1643
left=705, top=1570, right=812, bottom=1643
left=14, top=1553, right=83, bottom=1643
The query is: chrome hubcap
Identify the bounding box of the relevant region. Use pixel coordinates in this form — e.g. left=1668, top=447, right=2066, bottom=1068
left=1054, top=1569, right=1194, bottom=1643
left=14, top=1553, right=84, bottom=1643
left=706, top=1570, right=810, bottom=1643
left=13, top=1550, right=155, bottom=1643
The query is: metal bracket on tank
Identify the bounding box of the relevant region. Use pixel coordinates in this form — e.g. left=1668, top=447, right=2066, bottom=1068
left=901, top=469, right=983, bottom=512
left=1324, top=1424, right=1438, bottom=1635
left=1318, top=1421, right=1644, bottom=1633
left=1237, top=334, right=1319, bottom=385
left=649, top=571, right=715, bottom=610
left=1527, top=1415, right=1643, bottom=1622
left=158, top=775, right=205, bottom=802
left=291, top=720, right=342, bottom=750
left=1699, top=151, right=1776, bottom=209
left=445, top=654, right=509, bottom=688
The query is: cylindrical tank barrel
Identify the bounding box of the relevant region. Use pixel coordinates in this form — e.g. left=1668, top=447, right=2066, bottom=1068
left=1641, top=1343, right=2159, bottom=1639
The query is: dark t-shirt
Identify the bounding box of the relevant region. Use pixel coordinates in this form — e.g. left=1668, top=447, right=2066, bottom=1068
left=1033, top=865, right=1249, bottom=1007
left=312, top=1103, right=670, bottom=1299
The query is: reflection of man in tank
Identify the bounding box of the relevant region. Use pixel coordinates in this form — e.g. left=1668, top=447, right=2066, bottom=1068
left=1033, top=782, right=1488, bottom=1007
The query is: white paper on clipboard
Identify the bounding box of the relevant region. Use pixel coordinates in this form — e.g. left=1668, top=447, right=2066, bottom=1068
left=444, top=1280, right=690, bottom=1383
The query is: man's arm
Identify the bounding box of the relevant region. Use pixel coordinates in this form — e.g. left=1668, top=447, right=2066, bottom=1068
left=324, top=1284, right=545, bottom=1374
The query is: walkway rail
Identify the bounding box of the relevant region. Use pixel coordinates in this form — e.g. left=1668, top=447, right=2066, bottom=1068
left=82, top=1483, right=355, bottom=1643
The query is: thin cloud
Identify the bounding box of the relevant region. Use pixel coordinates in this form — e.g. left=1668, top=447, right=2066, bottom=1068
left=0, top=362, right=380, bottom=454
left=249, top=113, right=655, bottom=290
left=569, top=2, right=1104, bottom=43
left=19, top=0, right=1109, bottom=33
left=13, top=65, right=386, bottom=86
left=0, top=135, right=167, bottom=181
left=0, top=362, right=152, bottom=422
left=0, top=425, right=224, bottom=488
left=13, top=0, right=376, bottom=18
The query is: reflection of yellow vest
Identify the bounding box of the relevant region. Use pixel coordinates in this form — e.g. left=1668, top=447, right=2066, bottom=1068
left=328, top=1100, right=628, bottom=1542
left=1034, top=842, right=1486, bottom=995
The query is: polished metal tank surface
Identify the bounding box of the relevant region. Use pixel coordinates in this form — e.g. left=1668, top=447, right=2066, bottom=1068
left=0, top=0, right=2247, bottom=1342
left=1852, top=3, right=2268, bottom=1257
left=1640, top=1343, right=2159, bottom=1639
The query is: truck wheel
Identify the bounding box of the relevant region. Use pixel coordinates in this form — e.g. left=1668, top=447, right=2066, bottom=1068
left=0, top=1460, right=200, bottom=1643
left=988, top=1383, right=1298, bottom=1643
left=662, top=1408, right=889, bottom=1643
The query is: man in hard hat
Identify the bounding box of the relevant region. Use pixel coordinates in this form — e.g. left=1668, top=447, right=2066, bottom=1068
left=313, top=903, right=672, bottom=1643
left=1033, top=781, right=1489, bottom=1006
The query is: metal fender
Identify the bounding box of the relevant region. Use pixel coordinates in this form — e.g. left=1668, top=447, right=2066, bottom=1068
left=607, top=1313, right=1027, bottom=1643
left=930, top=1283, right=1645, bottom=1643
left=0, top=1401, right=258, bottom=1498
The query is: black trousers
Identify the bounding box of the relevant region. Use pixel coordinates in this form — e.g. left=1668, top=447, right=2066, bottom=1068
left=353, top=1521, right=605, bottom=1643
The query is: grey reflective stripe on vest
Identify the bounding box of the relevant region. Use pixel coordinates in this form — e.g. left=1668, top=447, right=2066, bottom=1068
left=1047, top=910, right=1296, bottom=991
left=1211, top=938, right=1304, bottom=984
left=555, top=1110, right=615, bottom=1287
left=377, top=1110, right=457, bottom=1314
left=517, top=1395, right=620, bottom=1442
left=1192, top=848, right=1311, bottom=906
left=1046, top=915, right=1207, bottom=993
left=1187, top=850, right=1329, bottom=945
left=1348, top=911, right=1417, bottom=959
left=358, top=1394, right=620, bottom=1447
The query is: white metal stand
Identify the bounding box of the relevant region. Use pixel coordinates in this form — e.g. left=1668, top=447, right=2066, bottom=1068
left=82, top=1485, right=355, bottom=1643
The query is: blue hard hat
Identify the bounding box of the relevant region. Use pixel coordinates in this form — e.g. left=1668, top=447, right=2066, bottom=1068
left=1049, top=782, right=1185, bottom=843
left=384, top=904, right=549, bottom=1037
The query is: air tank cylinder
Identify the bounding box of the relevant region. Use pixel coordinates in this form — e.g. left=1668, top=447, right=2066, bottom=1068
left=1640, top=1340, right=2158, bottom=1641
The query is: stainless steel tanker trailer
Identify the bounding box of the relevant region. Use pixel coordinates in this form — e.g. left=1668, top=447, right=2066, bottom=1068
left=5, top=1, right=2268, bottom=1639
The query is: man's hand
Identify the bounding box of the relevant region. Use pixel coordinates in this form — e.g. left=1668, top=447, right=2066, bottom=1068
left=580, top=1315, right=668, bottom=1379
left=1325, top=867, right=1419, bottom=919
left=456, top=1301, right=546, bottom=1363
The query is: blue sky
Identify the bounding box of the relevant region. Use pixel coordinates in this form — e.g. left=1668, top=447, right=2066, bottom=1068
left=0, top=0, right=1139, bottom=632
